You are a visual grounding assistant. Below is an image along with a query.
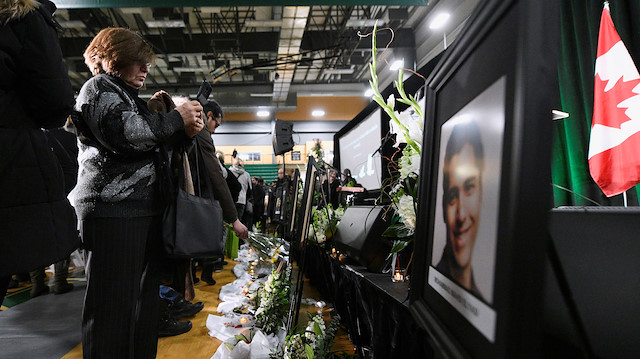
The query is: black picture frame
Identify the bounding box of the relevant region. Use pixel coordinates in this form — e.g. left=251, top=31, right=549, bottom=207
left=287, top=168, right=301, bottom=240
left=410, top=1, right=558, bottom=358
left=286, top=157, right=320, bottom=332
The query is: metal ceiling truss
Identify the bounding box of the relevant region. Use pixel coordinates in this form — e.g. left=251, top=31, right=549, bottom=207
left=56, top=4, right=424, bottom=109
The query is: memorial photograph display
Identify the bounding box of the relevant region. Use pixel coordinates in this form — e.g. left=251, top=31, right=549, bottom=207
left=286, top=157, right=320, bottom=333
left=410, top=0, right=558, bottom=358
left=288, top=169, right=301, bottom=238
left=429, top=77, right=505, bottom=332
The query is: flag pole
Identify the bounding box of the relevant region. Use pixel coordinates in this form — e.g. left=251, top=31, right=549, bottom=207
left=623, top=191, right=628, bottom=207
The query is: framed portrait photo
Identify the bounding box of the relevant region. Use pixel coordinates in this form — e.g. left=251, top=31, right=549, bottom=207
left=410, top=0, right=558, bottom=358
left=286, top=156, right=319, bottom=333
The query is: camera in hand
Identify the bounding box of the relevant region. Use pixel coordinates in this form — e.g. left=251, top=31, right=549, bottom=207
left=196, top=80, right=212, bottom=106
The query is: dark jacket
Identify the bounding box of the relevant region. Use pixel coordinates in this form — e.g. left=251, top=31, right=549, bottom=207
left=189, top=128, right=238, bottom=223
left=252, top=183, right=266, bottom=221
left=0, top=0, right=79, bottom=276
left=71, top=74, right=184, bottom=219
left=46, top=128, right=78, bottom=194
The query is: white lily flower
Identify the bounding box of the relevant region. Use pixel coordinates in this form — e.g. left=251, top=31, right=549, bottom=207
left=397, top=194, right=416, bottom=231
left=397, top=109, right=423, bottom=148
left=390, top=116, right=406, bottom=146
left=387, top=93, right=395, bottom=109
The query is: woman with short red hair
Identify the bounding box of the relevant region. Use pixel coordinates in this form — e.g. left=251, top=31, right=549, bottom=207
left=71, top=27, right=203, bottom=359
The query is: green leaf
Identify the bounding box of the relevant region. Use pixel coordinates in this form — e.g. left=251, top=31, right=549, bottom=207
left=234, top=334, right=248, bottom=343
left=397, top=98, right=413, bottom=106
left=382, top=223, right=413, bottom=238
left=305, top=344, right=315, bottom=359
left=390, top=240, right=410, bottom=254
left=314, top=322, right=323, bottom=336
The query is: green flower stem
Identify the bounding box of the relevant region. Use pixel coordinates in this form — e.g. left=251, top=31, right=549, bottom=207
left=395, top=72, right=423, bottom=128
left=369, top=23, right=420, bottom=153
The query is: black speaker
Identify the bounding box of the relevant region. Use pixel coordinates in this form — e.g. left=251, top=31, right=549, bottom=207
left=333, top=205, right=391, bottom=273
left=272, top=119, right=294, bottom=155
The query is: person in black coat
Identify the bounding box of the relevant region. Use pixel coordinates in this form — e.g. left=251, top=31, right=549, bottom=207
left=25, top=126, right=80, bottom=298
left=252, top=176, right=266, bottom=232
left=0, top=0, right=79, bottom=303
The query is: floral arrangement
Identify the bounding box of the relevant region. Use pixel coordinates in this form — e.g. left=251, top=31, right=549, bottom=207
left=366, top=23, right=425, bottom=255
left=310, top=139, right=325, bottom=165
left=277, top=313, right=349, bottom=359
left=254, top=264, right=291, bottom=335
left=309, top=204, right=345, bottom=245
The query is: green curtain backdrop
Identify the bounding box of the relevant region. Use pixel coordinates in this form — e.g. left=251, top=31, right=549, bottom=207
left=554, top=0, right=640, bottom=206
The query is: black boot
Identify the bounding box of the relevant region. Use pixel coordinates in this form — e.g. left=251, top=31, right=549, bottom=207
left=29, top=268, right=49, bottom=298
left=201, top=258, right=216, bottom=285
left=200, top=268, right=216, bottom=285
left=53, top=259, right=74, bottom=295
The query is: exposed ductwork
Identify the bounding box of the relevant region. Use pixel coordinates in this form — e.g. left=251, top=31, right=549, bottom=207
left=272, top=6, right=310, bottom=105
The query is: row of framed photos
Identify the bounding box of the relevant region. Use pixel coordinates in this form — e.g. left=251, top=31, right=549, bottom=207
left=286, top=0, right=560, bottom=356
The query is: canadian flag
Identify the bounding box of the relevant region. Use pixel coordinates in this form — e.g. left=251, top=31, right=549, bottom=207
left=589, top=3, right=640, bottom=197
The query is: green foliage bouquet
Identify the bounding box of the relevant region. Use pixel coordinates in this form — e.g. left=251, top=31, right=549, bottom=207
left=254, top=265, right=291, bottom=335
left=309, top=204, right=345, bottom=246
left=278, top=314, right=349, bottom=359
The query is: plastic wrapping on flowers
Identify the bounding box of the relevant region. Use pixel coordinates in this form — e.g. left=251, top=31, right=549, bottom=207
left=246, top=232, right=289, bottom=264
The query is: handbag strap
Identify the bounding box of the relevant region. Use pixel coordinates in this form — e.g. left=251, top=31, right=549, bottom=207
left=182, top=148, right=195, bottom=195
left=188, top=139, right=217, bottom=204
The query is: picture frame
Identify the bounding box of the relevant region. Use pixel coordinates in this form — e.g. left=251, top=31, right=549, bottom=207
left=286, top=156, right=320, bottom=332
left=409, top=0, right=558, bottom=358
left=287, top=168, right=301, bottom=240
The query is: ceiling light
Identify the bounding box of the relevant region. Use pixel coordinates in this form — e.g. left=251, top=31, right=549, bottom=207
left=257, top=110, right=270, bottom=117
left=250, top=93, right=273, bottom=97
left=429, top=13, right=450, bottom=30
left=324, top=68, right=355, bottom=75
left=312, top=109, right=325, bottom=117
left=364, top=88, right=375, bottom=97
left=389, top=60, right=403, bottom=71
left=199, top=7, right=221, bottom=14
left=244, top=20, right=283, bottom=27
left=145, top=20, right=185, bottom=28
left=172, top=67, right=206, bottom=72
left=120, top=7, right=144, bottom=14
left=305, top=93, right=335, bottom=97
left=345, top=19, right=385, bottom=28
left=58, top=20, right=85, bottom=28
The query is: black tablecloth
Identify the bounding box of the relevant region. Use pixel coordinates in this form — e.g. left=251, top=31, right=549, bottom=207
left=303, top=244, right=434, bottom=358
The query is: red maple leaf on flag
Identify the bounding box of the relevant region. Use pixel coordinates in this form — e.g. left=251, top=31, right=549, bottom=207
left=588, top=4, right=640, bottom=197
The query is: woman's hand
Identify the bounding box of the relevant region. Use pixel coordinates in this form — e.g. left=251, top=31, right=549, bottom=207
left=176, top=100, right=204, bottom=137
left=232, top=219, right=248, bottom=240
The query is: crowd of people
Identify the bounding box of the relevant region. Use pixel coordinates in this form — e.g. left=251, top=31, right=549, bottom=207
left=0, top=5, right=303, bottom=357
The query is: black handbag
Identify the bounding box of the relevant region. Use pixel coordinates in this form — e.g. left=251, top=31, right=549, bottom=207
left=162, top=141, right=224, bottom=258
